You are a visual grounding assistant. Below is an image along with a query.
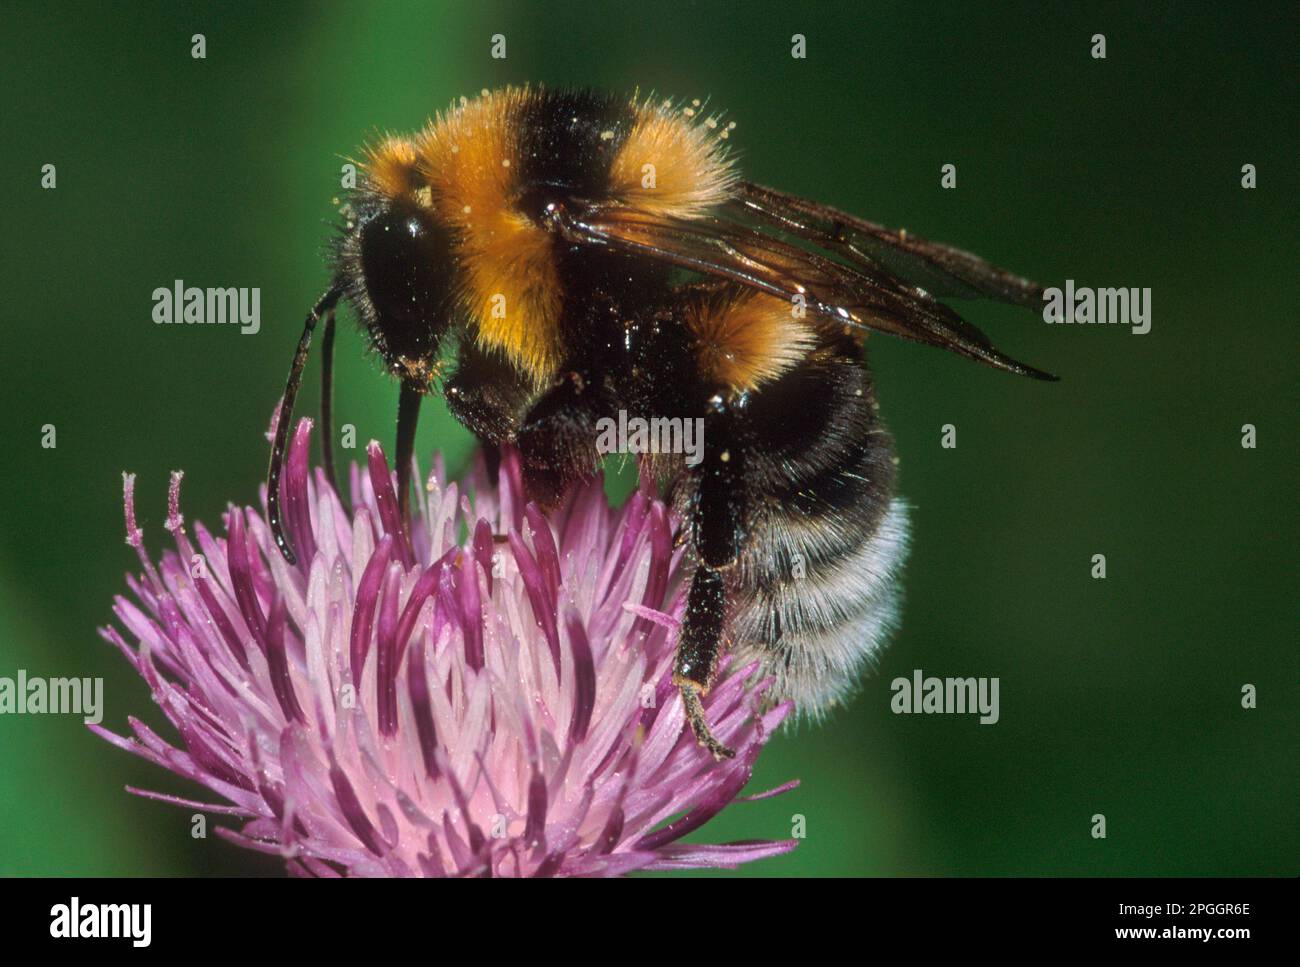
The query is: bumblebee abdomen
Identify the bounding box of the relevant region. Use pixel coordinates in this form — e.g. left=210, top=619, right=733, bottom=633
left=726, top=346, right=910, bottom=715
left=732, top=494, right=909, bottom=716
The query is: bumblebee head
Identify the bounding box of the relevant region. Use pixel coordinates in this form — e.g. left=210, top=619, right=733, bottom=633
left=347, top=195, right=458, bottom=378
left=331, top=133, right=464, bottom=382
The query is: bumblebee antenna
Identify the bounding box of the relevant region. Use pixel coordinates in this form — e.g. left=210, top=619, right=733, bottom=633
left=268, top=285, right=343, bottom=565
left=319, top=304, right=338, bottom=490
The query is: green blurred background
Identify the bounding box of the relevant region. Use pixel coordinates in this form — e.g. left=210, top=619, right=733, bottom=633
left=1, top=1, right=1294, bottom=876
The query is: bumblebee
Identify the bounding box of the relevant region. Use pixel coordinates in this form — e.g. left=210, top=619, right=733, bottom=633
left=267, top=86, right=1053, bottom=759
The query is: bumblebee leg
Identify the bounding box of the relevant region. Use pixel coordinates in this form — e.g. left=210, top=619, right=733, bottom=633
left=515, top=369, right=613, bottom=508
left=319, top=306, right=338, bottom=491
left=674, top=566, right=736, bottom=759
left=673, top=398, right=747, bottom=759
left=395, top=382, right=422, bottom=524
left=443, top=343, right=531, bottom=444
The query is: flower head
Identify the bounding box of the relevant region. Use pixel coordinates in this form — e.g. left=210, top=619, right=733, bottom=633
left=95, top=419, right=796, bottom=876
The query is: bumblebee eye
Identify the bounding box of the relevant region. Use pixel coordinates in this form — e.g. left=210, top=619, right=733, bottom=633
left=359, top=202, right=455, bottom=329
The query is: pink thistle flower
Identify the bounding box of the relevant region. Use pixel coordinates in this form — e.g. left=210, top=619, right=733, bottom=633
left=95, top=419, right=797, bottom=876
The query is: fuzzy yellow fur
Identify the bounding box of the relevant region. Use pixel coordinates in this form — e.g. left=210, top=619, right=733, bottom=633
left=360, top=88, right=741, bottom=387
left=610, top=96, right=737, bottom=218
left=687, top=289, right=814, bottom=392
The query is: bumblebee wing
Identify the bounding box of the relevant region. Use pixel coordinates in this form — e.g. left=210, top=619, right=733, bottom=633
left=733, top=182, right=1046, bottom=309
left=560, top=204, right=1056, bottom=380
